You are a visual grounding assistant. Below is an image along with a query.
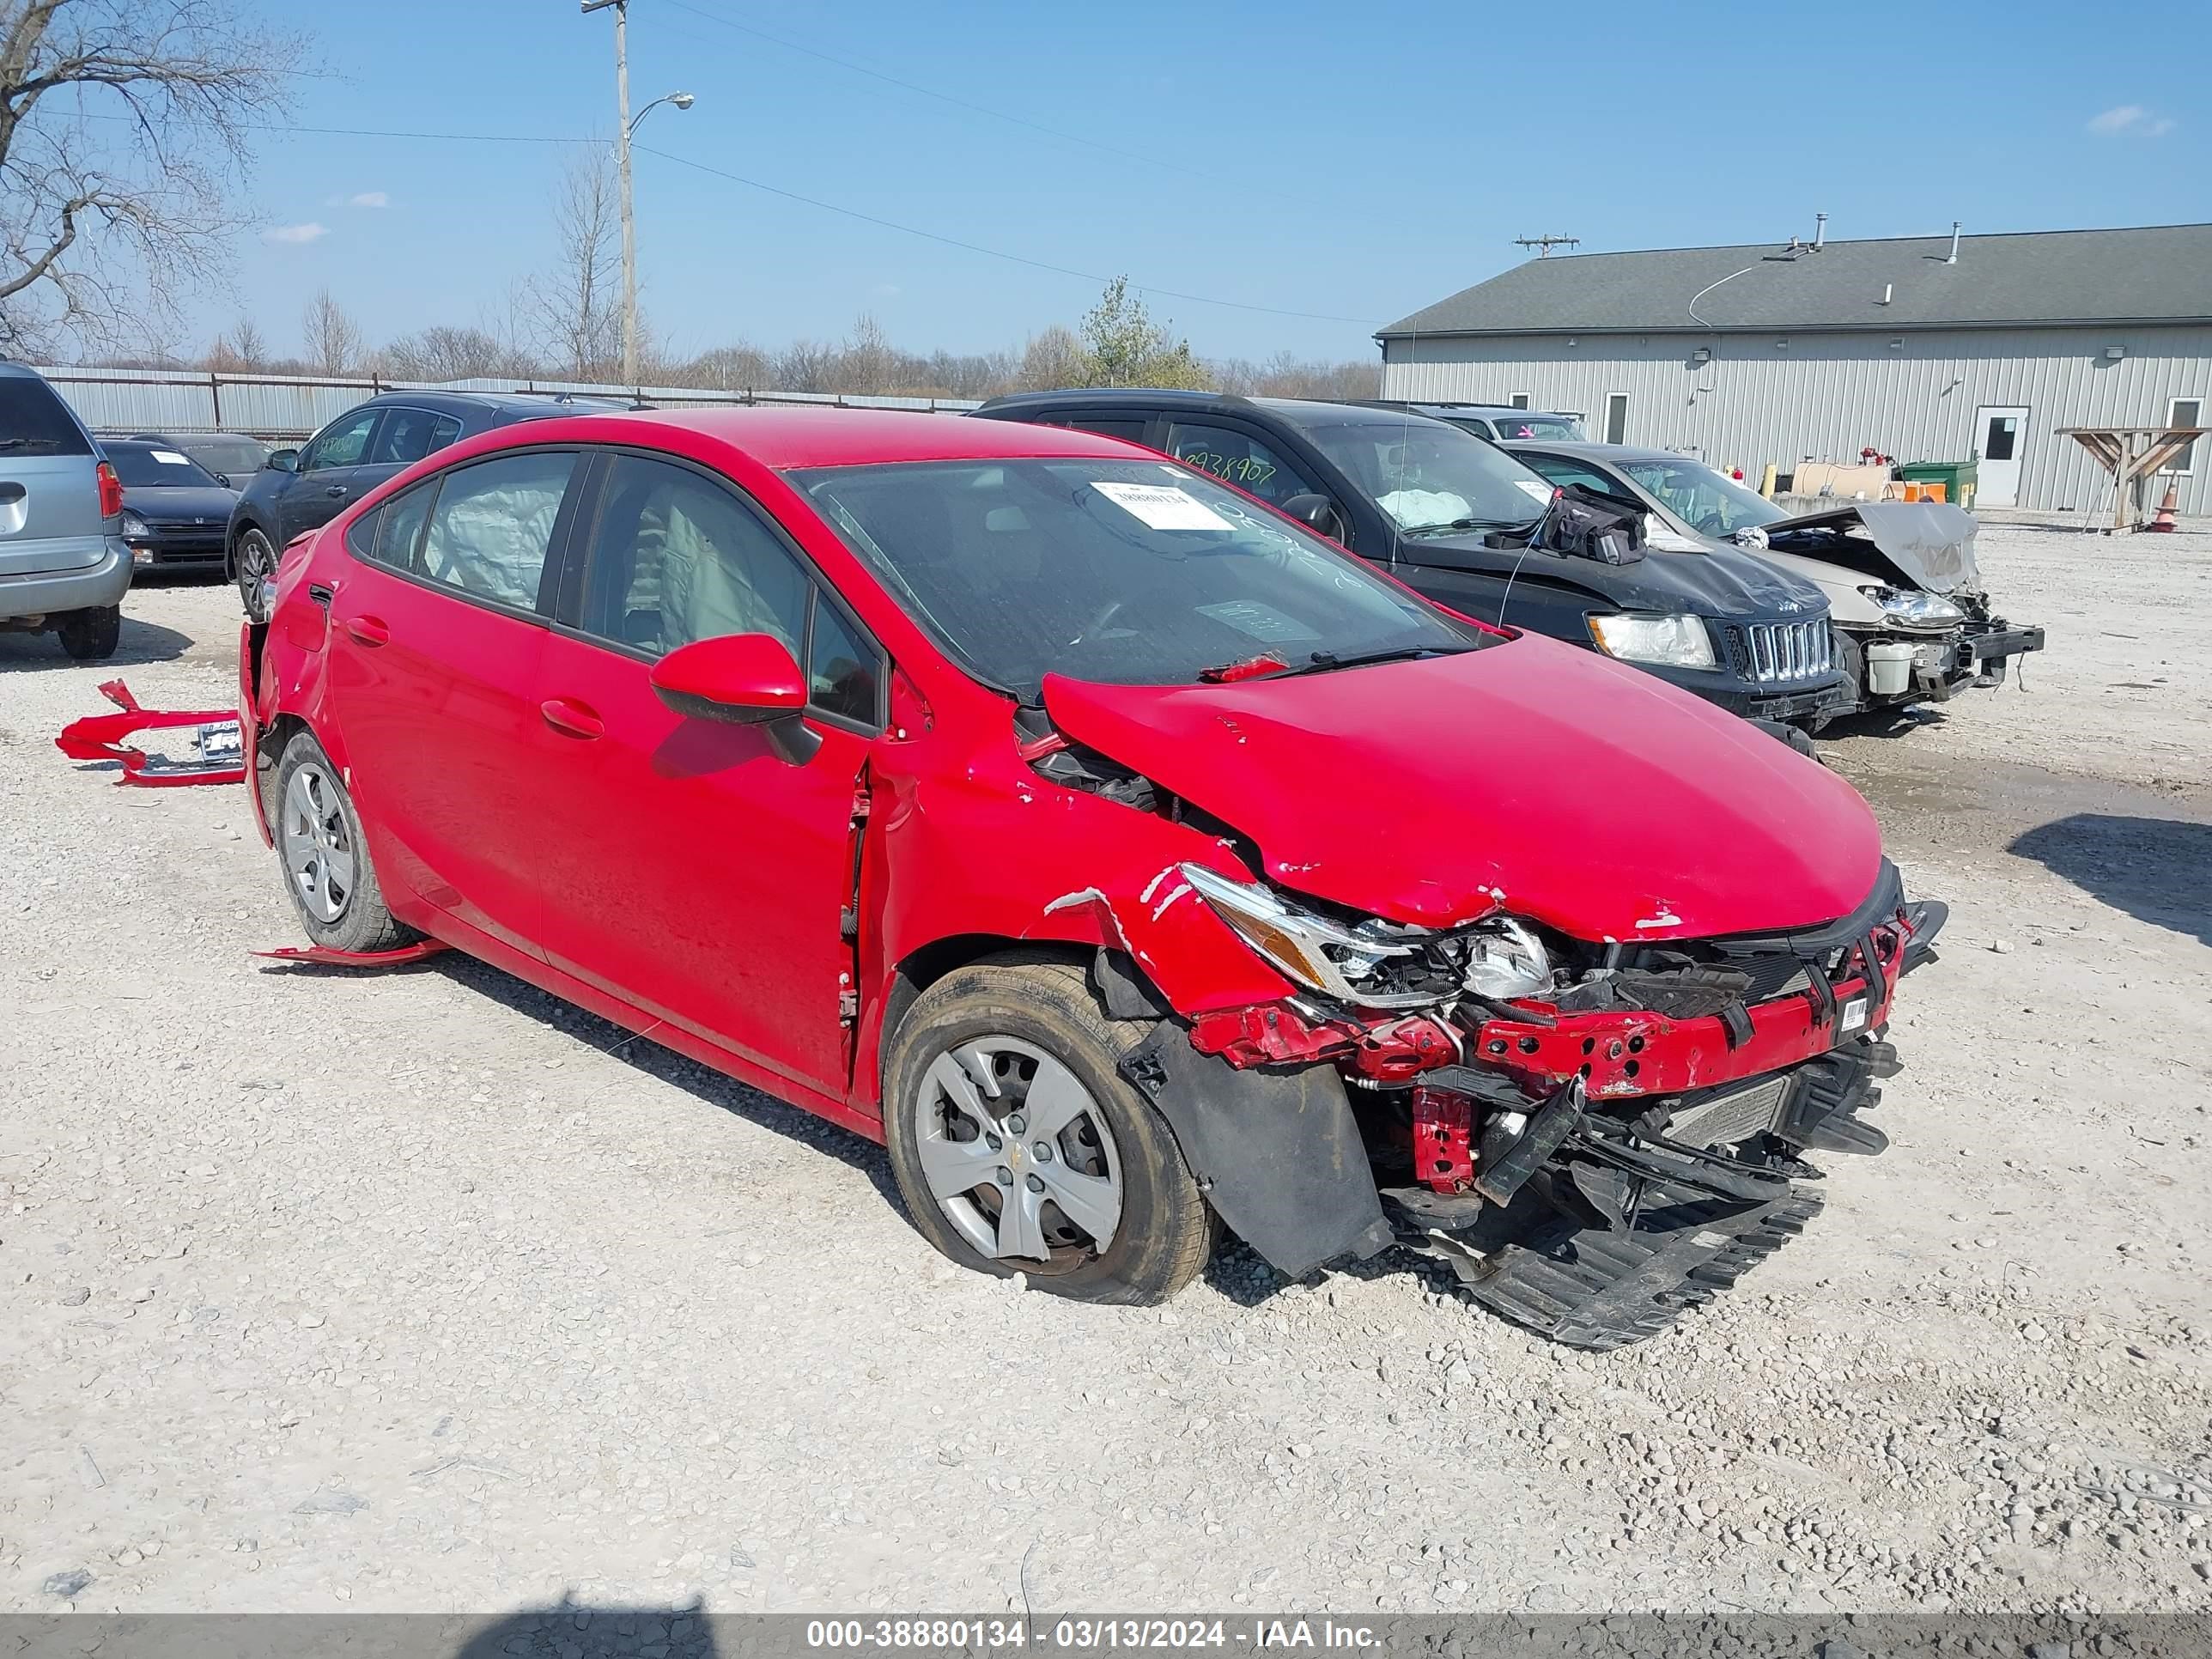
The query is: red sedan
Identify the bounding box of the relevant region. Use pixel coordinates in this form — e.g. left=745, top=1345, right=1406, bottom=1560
left=239, top=409, right=1942, bottom=1346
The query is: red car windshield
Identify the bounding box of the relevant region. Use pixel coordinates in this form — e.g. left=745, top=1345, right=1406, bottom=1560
left=793, top=456, right=1478, bottom=700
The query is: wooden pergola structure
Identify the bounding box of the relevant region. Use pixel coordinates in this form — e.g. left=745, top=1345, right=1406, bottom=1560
left=2058, top=424, right=2207, bottom=531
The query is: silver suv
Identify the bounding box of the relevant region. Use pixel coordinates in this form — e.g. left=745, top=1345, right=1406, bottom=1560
left=1, top=362, right=129, bottom=659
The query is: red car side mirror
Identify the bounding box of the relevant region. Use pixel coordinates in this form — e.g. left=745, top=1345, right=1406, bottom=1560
left=649, top=634, right=819, bottom=763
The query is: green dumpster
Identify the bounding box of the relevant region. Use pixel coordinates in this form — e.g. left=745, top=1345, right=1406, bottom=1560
left=1898, top=459, right=1978, bottom=509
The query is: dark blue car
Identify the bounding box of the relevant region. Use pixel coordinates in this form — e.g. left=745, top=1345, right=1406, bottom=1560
left=228, top=389, right=628, bottom=618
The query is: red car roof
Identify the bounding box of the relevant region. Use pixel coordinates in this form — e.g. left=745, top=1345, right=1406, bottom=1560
left=538, top=405, right=1141, bottom=471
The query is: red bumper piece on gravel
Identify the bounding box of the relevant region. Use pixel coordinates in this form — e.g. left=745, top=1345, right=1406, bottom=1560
left=56, top=679, right=246, bottom=787
left=254, top=941, right=450, bottom=969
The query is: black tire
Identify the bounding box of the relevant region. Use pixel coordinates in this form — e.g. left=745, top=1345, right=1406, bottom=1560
left=57, top=605, right=121, bottom=660
left=883, top=954, right=1212, bottom=1305
left=234, top=526, right=277, bottom=622
left=271, top=730, right=416, bottom=953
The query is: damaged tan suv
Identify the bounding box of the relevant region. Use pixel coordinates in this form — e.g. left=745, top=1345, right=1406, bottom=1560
left=1508, top=442, right=2045, bottom=721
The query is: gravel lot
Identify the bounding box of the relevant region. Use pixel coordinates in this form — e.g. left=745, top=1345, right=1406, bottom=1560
left=4, top=526, right=2210, bottom=1619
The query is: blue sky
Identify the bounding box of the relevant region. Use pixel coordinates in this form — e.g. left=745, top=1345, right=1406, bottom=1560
left=214, top=0, right=2209, bottom=368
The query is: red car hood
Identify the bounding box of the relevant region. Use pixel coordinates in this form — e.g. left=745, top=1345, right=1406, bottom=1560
left=1041, top=635, right=1884, bottom=941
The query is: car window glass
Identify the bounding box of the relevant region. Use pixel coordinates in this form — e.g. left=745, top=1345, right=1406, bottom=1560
left=416, top=451, right=576, bottom=610
left=1060, top=416, right=1150, bottom=442
left=1163, top=422, right=1317, bottom=505
left=344, top=505, right=382, bottom=561
left=578, top=454, right=809, bottom=657
left=1490, top=416, right=1581, bottom=441
left=373, top=479, right=436, bottom=569
left=1620, top=460, right=1785, bottom=537
left=301, top=408, right=379, bottom=471
left=191, top=437, right=266, bottom=476
left=1521, top=454, right=1620, bottom=496
left=807, top=595, right=879, bottom=724
left=798, top=456, right=1479, bottom=702
left=0, top=375, right=92, bottom=454
left=1301, top=417, right=1553, bottom=532
left=104, top=445, right=220, bottom=487
left=367, top=408, right=462, bottom=467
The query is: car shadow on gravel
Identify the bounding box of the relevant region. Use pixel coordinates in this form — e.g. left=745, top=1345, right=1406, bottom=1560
left=433, top=951, right=905, bottom=1208
left=2009, top=812, right=2212, bottom=947
left=455, top=1601, right=717, bottom=1657
left=0, top=614, right=193, bottom=670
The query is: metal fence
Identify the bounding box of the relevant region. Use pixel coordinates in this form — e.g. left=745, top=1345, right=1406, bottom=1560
left=31, top=365, right=982, bottom=442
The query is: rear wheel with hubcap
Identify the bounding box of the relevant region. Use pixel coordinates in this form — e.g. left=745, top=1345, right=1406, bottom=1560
left=883, top=957, right=1212, bottom=1304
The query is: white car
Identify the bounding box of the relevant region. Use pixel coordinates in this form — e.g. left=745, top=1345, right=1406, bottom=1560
left=1504, top=441, right=2045, bottom=722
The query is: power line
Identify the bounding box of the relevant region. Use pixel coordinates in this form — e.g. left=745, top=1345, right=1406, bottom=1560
left=66, top=108, right=1379, bottom=325
left=634, top=143, right=1380, bottom=325
left=659, top=0, right=1183, bottom=175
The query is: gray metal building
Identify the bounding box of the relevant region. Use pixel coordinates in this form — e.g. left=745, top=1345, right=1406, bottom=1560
left=1376, top=223, right=2212, bottom=514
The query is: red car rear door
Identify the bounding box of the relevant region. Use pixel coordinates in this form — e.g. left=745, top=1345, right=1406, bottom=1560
left=524, top=450, right=883, bottom=1098
left=322, top=447, right=586, bottom=957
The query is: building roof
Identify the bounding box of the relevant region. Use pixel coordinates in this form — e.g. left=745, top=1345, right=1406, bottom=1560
left=1376, top=223, right=2212, bottom=339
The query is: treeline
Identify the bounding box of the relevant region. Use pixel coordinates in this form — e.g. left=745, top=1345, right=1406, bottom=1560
left=106, top=274, right=1377, bottom=404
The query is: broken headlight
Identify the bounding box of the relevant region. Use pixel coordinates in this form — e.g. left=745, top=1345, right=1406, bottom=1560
left=1587, top=612, right=1717, bottom=669
left=1458, top=917, right=1553, bottom=1000
left=1177, top=864, right=1553, bottom=1009
left=1858, top=584, right=1962, bottom=625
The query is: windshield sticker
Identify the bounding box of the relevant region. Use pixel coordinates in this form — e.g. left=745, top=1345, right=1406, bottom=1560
left=1178, top=450, right=1275, bottom=490
left=1092, top=481, right=1232, bottom=532
left=1514, top=478, right=1553, bottom=504
left=150, top=450, right=193, bottom=466
left=1194, top=600, right=1321, bottom=644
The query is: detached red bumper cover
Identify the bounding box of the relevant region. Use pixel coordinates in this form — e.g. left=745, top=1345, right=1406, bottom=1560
left=56, top=680, right=245, bottom=787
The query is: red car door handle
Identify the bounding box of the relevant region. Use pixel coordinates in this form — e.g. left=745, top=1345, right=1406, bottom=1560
left=343, top=616, right=389, bottom=647
left=539, top=697, right=604, bottom=739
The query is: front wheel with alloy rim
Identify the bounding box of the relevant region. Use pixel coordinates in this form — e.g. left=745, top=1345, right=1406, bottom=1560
left=234, top=526, right=276, bottom=621
left=883, top=957, right=1213, bottom=1304
left=272, top=731, right=416, bottom=954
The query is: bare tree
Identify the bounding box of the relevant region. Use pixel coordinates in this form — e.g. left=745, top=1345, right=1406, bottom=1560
left=674, top=340, right=776, bottom=391
left=830, top=313, right=897, bottom=394
left=1015, top=325, right=1087, bottom=392
left=301, top=287, right=361, bottom=375
left=0, top=0, right=303, bottom=356
left=527, top=145, right=622, bottom=380
left=202, top=313, right=264, bottom=369
left=381, top=325, right=523, bottom=383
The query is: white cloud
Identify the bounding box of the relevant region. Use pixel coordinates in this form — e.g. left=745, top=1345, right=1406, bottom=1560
left=262, top=222, right=330, bottom=244
left=2088, top=104, right=2176, bottom=137
left=347, top=191, right=389, bottom=209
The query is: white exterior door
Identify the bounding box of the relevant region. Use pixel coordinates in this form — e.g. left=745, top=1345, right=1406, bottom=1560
left=1974, top=405, right=2027, bottom=507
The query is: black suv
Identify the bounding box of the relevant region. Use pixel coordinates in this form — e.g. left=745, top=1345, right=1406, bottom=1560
left=228, top=389, right=628, bottom=619
left=972, top=391, right=1849, bottom=730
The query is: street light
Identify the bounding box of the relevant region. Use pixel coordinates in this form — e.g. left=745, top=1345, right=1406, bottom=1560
left=580, top=0, right=696, bottom=386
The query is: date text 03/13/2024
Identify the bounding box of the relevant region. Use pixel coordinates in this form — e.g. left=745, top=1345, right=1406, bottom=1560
left=803, top=1619, right=1382, bottom=1650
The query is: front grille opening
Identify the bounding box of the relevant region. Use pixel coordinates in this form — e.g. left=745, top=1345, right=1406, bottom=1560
left=1730, top=620, right=1834, bottom=684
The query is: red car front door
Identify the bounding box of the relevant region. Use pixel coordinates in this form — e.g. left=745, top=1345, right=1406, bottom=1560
left=321, top=449, right=583, bottom=957
left=521, top=451, right=883, bottom=1100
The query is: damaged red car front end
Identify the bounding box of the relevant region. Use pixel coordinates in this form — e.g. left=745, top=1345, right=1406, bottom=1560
left=1005, top=638, right=1942, bottom=1348
left=236, top=410, right=1941, bottom=1349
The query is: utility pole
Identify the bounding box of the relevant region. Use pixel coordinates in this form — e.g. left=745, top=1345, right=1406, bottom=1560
left=582, top=0, right=692, bottom=387
left=581, top=0, right=637, bottom=383
left=1513, top=234, right=1581, bottom=258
